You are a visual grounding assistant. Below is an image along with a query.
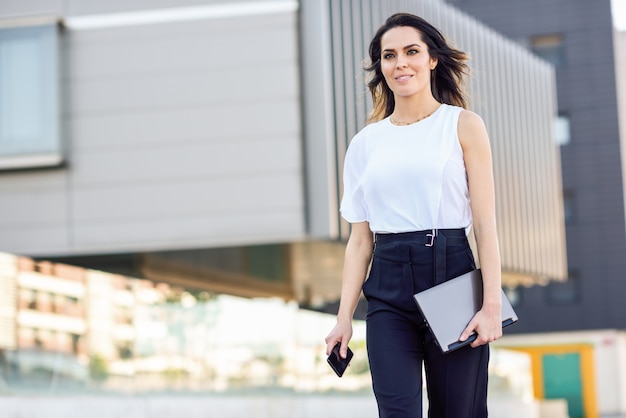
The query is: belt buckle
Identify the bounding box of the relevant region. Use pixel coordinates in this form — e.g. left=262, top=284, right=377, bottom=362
left=425, top=229, right=436, bottom=247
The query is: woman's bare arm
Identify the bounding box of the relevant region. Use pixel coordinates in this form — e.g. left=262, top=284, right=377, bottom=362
left=325, top=221, right=374, bottom=358
left=458, top=109, right=503, bottom=347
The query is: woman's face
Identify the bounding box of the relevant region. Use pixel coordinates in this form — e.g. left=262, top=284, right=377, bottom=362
left=379, top=26, right=437, bottom=99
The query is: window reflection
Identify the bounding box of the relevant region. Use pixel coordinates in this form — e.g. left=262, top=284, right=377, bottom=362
left=0, top=252, right=371, bottom=394
left=546, top=270, right=581, bottom=305
left=554, top=114, right=571, bottom=146
left=530, top=33, right=565, bottom=67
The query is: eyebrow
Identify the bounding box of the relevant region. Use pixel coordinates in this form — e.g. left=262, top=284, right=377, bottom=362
left=382, top=43, right=422, bottom=52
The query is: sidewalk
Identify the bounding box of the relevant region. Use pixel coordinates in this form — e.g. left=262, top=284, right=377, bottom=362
left=0, top=395, right=624, bottom=417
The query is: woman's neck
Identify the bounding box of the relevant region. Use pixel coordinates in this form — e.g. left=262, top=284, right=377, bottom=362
left=391, top=95, right=441, bottom=124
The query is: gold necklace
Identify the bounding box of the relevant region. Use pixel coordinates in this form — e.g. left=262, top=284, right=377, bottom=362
left=390, top=106, right=440, bottom=126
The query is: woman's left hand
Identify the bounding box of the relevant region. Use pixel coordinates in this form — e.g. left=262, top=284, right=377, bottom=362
left=459, top=303, right=502, bottom=348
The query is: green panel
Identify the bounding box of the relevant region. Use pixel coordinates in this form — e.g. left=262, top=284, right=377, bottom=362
left=543, top=353, right=584, bottom=418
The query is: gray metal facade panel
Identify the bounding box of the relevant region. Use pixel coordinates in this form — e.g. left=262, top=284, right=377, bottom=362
left=63, top=0, right=292, bottom=16
left=0, top=7, right=305, bottom=256
left=68, top=101, right=298, bottom=152
left=0, top=226, right=71, bottom=257
left=324, top=0, right=567, bottom=281
left=0, top=0, right=63, bottom=17
left=65, top=12, right=304, bottom=253
left=70, top=198, right=304, bottom=250
left=70, top=136, right=301, bottom=186
left=0, top=188, right=67, bottom=226
left=295, top=0, right=339, bottom=238
left=65, top=67, right=297, bottom=115
left=63, top=25, right=298, bottom=81
left=0, top=171, right=70, bottom=255
left=71, top=172, right=303, bottom=220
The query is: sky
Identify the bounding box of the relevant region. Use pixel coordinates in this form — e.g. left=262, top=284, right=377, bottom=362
left=614, top=0, right=626, bottom=31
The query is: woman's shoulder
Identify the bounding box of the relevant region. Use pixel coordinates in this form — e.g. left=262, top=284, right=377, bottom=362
left=457, top=108, right=489, bottom=149
left=350, top=118, right=389, bottom=145
left=440, top=103, right=468, bottom=117
left=457, top=109, right=486, bottom=133
left=362, top=117, right=390, bottom=133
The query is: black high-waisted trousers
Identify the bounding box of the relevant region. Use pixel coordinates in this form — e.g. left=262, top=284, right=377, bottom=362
left=362, top=229, right=489, bottom=418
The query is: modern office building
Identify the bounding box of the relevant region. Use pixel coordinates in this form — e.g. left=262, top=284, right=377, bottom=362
left=445, top=0, right=626, bottom=416
left=447, top=0, right=626, bottom=332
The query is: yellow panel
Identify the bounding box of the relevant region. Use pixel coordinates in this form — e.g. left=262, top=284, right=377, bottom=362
left=580, top=346, right=599, bottom=418
left=507, top=344, right=598, bottom=418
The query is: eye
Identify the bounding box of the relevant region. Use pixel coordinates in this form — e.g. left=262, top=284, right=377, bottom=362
left=407, top=49, right=419, bottom=55
left=382, top=53, right=395, bottom=60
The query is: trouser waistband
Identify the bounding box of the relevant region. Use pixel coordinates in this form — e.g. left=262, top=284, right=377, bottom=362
left=374, top=228, right=468, bottom=285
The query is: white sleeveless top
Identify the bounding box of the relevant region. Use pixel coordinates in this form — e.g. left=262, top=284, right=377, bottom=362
left=340, top=104, right=471, bottom=233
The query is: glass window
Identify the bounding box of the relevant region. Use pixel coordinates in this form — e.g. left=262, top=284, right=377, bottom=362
left=530, top=34, right=565, bottom=67
left=0, top=23, right=62, bottom=170
left=503, top=286, right=522, bottom=307
left=554, top=114, right=571, bottom=146
left=546, top=271, right=580, bottom=305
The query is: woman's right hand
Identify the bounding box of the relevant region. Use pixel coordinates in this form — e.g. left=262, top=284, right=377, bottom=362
left=325, top=319, right=353, bottom=359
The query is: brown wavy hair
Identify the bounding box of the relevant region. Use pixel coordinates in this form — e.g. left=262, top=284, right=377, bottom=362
left=366, top=13, right=470, bottom=123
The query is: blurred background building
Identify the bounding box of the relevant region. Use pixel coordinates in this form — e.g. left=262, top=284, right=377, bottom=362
left=1, top=0, right=621, bottom=416
left=445, top=1, right=626, bottom=417
left=447, top=0, right=626, bottom=337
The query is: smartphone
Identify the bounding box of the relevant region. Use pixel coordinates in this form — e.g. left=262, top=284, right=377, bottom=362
left=327, top=342, right=354, bottom=377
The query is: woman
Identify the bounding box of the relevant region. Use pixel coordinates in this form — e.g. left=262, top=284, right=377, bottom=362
left=325, top=13, right=503, bottom=418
